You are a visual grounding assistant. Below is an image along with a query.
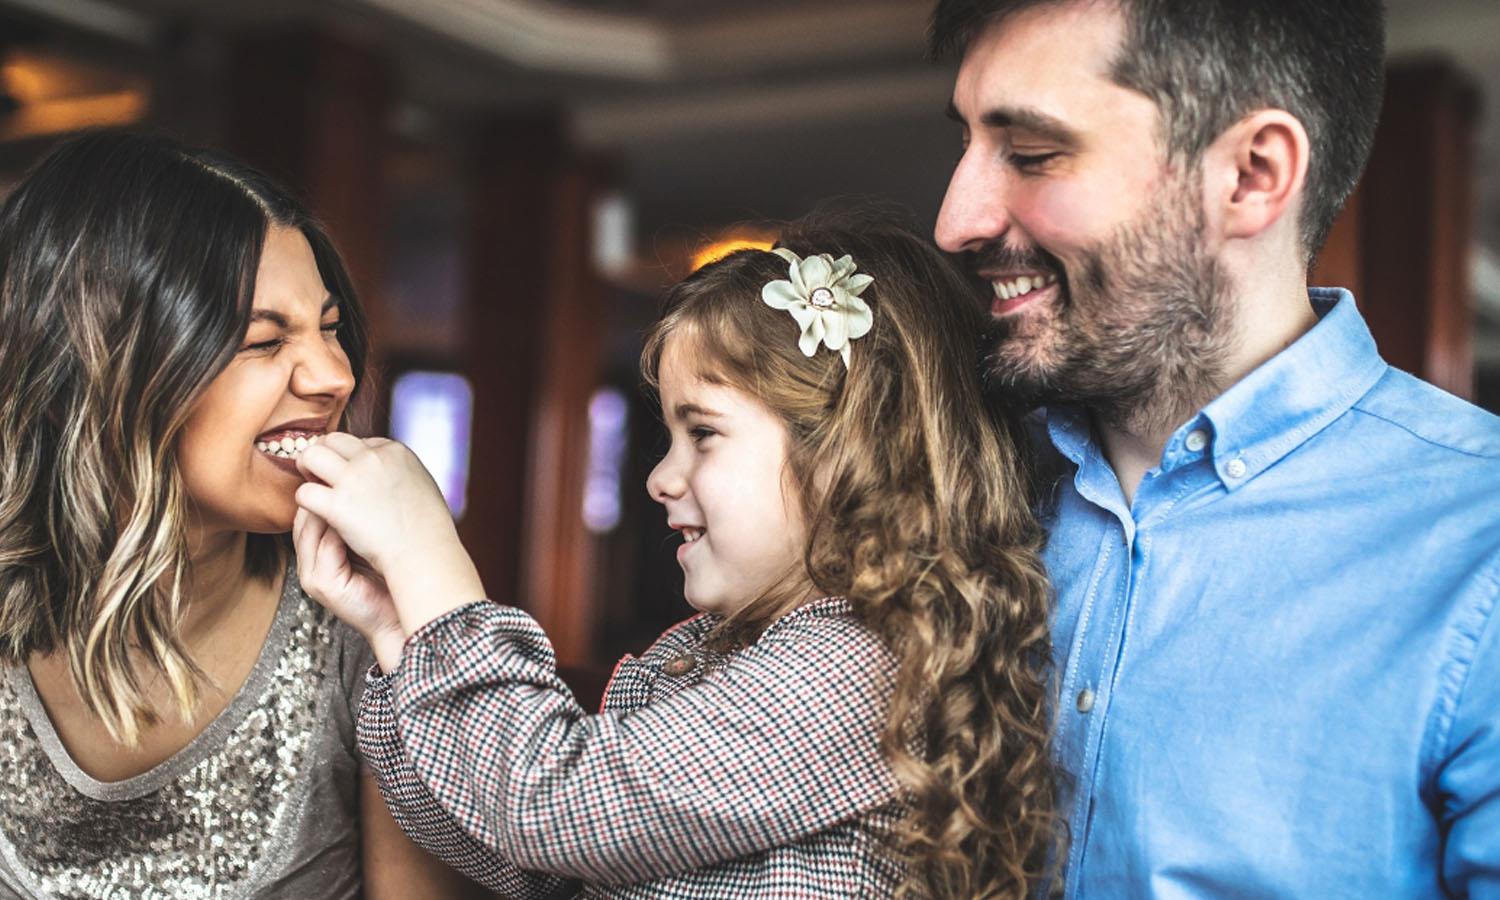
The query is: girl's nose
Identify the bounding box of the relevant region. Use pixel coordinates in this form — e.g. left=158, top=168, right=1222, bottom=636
left=647, top=454, right=685, bottom=504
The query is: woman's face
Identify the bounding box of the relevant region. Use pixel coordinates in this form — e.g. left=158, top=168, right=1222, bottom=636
left=178, top=226, right=354, bottom=539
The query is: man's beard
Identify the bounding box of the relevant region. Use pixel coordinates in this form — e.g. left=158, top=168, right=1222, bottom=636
left=978, top=178, right=1235, bottom=437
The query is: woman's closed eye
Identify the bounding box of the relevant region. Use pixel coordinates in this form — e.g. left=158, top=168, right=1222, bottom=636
left=239, top=321, right=341, bottom=354
left=240, top=336, right=283, bottom=354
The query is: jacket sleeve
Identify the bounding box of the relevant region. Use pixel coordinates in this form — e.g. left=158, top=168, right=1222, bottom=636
left=358, top=672, right=578, bottom=899
left=359, top=600, right=899, bottom=885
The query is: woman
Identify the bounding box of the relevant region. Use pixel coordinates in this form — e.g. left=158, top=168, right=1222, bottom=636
left=0, top=131, right=477, bottom=898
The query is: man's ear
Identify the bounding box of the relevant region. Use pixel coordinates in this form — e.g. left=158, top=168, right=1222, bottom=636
left=1205, top=109, right=1310, bottom=242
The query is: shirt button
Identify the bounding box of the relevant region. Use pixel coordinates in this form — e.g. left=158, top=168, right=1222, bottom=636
left=662, top=653, right=698, bottom=676
left=1226, top=458, right=1248, bottom=479
left=1184, top=429, right=1208, bottom=452
left=1075, top=688, right=1095, bottom=714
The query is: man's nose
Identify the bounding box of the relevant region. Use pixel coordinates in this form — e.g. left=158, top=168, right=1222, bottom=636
left=935, top=152, right=1010, bottom=254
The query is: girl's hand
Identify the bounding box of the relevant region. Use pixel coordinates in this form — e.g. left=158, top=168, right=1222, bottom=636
left=294, top=433, right=487, bottom=634
left=293, top=506, right=406, bottom=673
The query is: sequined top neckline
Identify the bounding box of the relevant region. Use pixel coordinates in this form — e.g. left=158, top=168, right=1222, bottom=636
left=0, top=563, right=369, bottom=900
left=4, top=570, right=300, bottom=802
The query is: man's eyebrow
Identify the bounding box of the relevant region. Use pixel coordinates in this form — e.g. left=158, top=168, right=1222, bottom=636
left=951, top=100, right=1080, bottom=145
left=979, top=106, right=1080, bottom=145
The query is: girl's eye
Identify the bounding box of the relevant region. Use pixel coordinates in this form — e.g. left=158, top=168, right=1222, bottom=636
left=689, top=426, right=716, bottom=444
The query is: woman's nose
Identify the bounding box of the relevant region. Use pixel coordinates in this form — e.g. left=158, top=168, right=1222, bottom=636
left=292, top=336, right=355, bottom=400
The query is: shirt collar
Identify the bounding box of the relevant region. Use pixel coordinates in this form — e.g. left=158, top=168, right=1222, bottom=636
left=1046, top=288, right=1389, bottom=491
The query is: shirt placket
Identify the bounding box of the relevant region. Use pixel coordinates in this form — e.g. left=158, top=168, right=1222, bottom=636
left=1052, top=442, right=1136, bottom=899
left=1058, top=426, right=1221, bottom=898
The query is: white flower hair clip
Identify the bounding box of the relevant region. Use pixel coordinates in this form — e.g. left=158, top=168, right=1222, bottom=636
left=760, top=247, right=874, bottom=368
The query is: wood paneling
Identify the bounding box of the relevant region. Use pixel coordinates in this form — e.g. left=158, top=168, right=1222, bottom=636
left=226, top=30, right=393, bottom=419
left=1354, top=60, right=1480, bottom=398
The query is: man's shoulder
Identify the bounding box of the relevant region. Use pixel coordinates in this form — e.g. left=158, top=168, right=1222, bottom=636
left=1348, top=367, right=1500, bottom=463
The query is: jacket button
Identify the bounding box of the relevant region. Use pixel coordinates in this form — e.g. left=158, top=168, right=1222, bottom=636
left=662, top=653, right=698, bottom=676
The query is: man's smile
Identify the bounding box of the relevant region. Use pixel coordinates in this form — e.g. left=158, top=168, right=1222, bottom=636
left=986, top=271, right=1060, bottom=317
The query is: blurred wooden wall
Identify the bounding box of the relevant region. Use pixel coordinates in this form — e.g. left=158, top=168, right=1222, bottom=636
left=1310, top=60, right=1481, bottom=398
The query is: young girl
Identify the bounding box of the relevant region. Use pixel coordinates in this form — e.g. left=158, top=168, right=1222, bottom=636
left=0, top=131, right=475, bottom=899
left=294, top=211, right=1058, bottom=897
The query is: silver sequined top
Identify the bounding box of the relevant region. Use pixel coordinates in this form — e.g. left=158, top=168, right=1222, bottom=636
left=0, top=568, right=374, bottom=900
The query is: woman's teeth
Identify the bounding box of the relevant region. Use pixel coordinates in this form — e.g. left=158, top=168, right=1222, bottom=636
left=682, top=527, right=704, bottom=543
left=256, top=434, right=322, bottom=459
left=992, top=272, right=1058, bottom=300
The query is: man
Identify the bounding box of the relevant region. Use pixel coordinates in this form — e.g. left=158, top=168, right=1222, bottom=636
left=931, top=1, right=1500, bottom=897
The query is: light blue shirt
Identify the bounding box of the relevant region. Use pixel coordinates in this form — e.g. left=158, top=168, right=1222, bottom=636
left=1042, top=289, right=1500, bottom=898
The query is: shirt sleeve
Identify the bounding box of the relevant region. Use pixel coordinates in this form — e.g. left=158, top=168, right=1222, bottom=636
left=335, top=618, right=377, bottom=761
left=1436, top=558, right=1500, bottom=898
left=359, top=669, right=578, bottom=899
left=365, top=600, right=899, bottom=885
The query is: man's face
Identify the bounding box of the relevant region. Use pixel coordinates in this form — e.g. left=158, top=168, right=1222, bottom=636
left=935, top=1, right=1230, bottom=424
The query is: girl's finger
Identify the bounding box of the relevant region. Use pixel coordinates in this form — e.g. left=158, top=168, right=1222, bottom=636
left=315, top=517, right=349, bottom=572
left=293, top=507, right=325, bottom=589
left=294, top=481, right=338, bottom=521
left=296, top=443, right=353, bottom=484
left=315, top=432, right=370, bottom=458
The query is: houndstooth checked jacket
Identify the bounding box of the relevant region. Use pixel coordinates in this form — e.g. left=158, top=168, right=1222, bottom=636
left=358, top=596, right=907, bottom=898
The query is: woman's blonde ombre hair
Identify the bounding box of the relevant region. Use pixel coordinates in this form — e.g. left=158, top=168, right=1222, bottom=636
left=0, top=132, right=368, bottom=745
left=642, top=208, right=1058, bottom=898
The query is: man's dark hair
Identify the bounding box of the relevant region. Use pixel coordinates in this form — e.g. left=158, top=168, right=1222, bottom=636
left=929, top=0, right=1386, bottom=261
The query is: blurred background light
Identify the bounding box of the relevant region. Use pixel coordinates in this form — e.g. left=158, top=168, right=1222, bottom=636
left=582, top=386, right=628, bottom=534
left=390, top=371, right=474, bottom=519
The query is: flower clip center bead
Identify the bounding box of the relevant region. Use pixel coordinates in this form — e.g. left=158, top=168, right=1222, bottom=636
left=809, top=287, right=836, bottom=310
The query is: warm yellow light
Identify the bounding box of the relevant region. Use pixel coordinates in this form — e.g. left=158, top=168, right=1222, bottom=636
left=1, top=62, right=49, bottom=103
left=691, top=236, right=776, bottom=272
left=0, top=90, right=149, bottom=143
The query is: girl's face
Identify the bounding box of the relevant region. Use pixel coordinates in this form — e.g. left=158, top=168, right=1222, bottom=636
left=177, top=226, right=354, bottom=540
left=646, top=334, right=806, bottom=616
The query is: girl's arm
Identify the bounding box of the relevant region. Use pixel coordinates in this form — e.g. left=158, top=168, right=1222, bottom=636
left=362, top=599, right=898, bottom=885
left=360, top=770, right=529, bottom=900
left=294, top=435, right=898, bottom=882
left=360, top=673, right=578, bottom=898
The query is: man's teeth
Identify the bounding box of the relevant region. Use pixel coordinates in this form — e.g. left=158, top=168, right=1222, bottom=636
left=682, top=527, right=704, bottom=543
left=992, top=272, right=1058, bottom=300
left=256, top=434, right=322, bottom=459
